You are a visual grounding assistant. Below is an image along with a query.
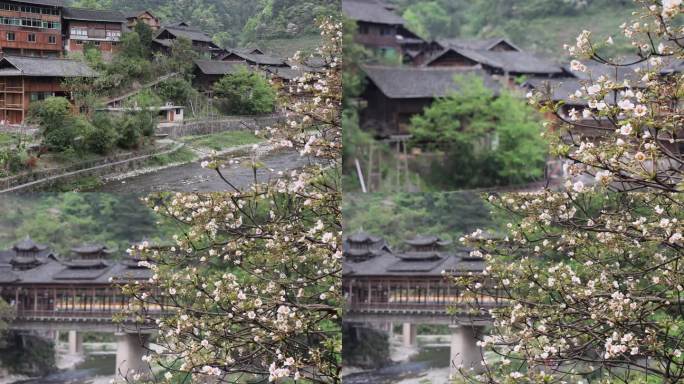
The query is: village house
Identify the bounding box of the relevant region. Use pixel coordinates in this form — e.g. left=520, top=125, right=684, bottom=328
left=62, top=7, right=125, bottom=56
left=152, top=22, right=223, bottom=58
left=0, top=0, right=64, bottom=57
left=100, top=104, right=185, bottom=128
left=124, top=10, right=160, bottom=31
left=219, top=49, right=287, bottom=68
left=192, top=59, right=248, bottom=93
left=360, top=65, right=500, bottom=138
left=342, top=0, right=427, bottom=60
left=0, top=55, right=96, bottom=124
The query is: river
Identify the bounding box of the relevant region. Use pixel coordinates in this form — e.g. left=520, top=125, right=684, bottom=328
left=7, top=353, right=114, bottom=384
left=93, top=150, right=315, bottom=193
left=343, top=333, right=452, bottom=384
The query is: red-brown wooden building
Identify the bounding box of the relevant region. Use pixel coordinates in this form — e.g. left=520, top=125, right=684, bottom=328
left=0, top=55, right=96, bottom=124
left=124, top=10, right=160, bottom=31
left=0, top=0, right=64, bottom=58
left=62, top=7, right=125, bottom=57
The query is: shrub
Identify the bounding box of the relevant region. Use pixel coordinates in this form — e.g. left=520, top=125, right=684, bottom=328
left=87, top=113, right=119, bottom=155
left=28, top=97, right=75, bottom=152
left=213, top=66, right=277, bottom=115
left=117, top=111, right=156, bottom=150
left=157, top=78, right=196, bottom=106
left=117, top=115, right=143, bottom=150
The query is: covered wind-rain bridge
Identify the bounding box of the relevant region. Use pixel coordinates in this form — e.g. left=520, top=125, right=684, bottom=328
left=0, top=238, right=161, bottom=379
left=343, top=233, right=502, bottom=373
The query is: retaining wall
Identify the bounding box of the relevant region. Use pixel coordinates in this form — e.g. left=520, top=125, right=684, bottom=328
left=161, top=114, right=286, bottom=138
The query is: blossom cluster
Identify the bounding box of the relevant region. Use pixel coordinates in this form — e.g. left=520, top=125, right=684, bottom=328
left=116, top=17, right=343, bottom=384
left=450, top=1, right=684, bottom=383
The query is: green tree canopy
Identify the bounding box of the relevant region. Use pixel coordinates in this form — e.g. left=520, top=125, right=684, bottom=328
left=409, top=75, right=547, bottom=189
left=212, top=66, right=277, bottom=115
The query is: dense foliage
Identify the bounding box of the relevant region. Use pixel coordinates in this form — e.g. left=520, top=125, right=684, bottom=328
left=212, top=67, right=277, bottom=115
left=119, top=18, right=342, bottom=383
left=343, top=192, right=494, bottom=247
left=0, top=332, right=55, bottom=376
left=28, top=96, right=156, bottom=154
left=0, top=193, right=170, bottom=256
left=452, top=1, right=684, bottom=383
left=386, top=0, right=635, bottom=56
left=409, top=75, right=547, bottom=189
left=68, top=0, right=337, bottom=49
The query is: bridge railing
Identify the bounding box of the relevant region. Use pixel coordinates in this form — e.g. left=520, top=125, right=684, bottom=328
left=14, top=308, right=166, bottom=320
left=346, top=301, right=501, bottom=313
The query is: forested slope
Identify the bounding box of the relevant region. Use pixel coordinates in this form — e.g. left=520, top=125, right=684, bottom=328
left=388, top=0, right=636, bottom=57
left=68, top=0, right=338, bottom=52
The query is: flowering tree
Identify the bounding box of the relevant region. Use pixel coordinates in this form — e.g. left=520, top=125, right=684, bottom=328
left=117, top=17, right=342, bottom=384
left=452, top=1, right=684, bottom=383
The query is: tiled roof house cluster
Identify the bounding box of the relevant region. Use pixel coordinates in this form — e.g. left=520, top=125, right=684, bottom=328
left=343, top=0, right=684, bottom=143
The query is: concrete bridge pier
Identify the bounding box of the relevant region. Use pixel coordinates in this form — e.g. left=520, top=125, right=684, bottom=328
left=115, top=332, right=151, bottom=380
left=402, top=323, right=417, bottom=347
left=68, top=330, right=83, bottom=355
left=449, top=325, right=483, bottom=376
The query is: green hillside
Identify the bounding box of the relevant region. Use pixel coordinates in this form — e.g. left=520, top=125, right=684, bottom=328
left=67, top=0, right=338, bottom=53
left=388, top=0, right=637, bottom=58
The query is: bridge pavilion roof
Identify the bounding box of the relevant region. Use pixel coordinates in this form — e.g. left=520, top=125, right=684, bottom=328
left=343, top=234, right=484, bottom=277
left=0, top=239, right=152, bottom=285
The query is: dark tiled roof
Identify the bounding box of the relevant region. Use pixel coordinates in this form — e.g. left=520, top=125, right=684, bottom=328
left=342, top=0, right=405, bottom=25
left=524, top=77, right=585, bottom=105
left=229, top=47, right=264, bottom=55
left=15, top=0, right=64, bottom=6
left=221, top=51, right=286, bottom=66
left=396, top=251, right=443, bottom=261
left=427, top=48, right=564, bottom=75
left=387, top=257, right=446, bottom=272
left=0, top=56, right=97, bottom=77
left=264, top=66, right=306, bottom=80
left=347, top=232, right=383, bottom=243
left=439, top=37, right=521, bottom=52
left=194, top=59, right=248, bottom=75
left=344, top=248, right=483, bottom=277
left=0, top=265, right=19, bottom=283
left=72, top=244, right=112, bottom=254
left=405, top=236, right=452, bottom=247
left=661, top=59, right=684, bottom=74
left=566, top=60, right=647, bottom=83
left=124, top=10, right=156, bottom=19
left=53, top=265, right=111, bottom=280
left=0, top=241, right=153, bottom=285
left=152, top=38, right=173, bottom=48
left=158, top=24, right=213, bottom=43
left=14, top=237, right=47, bottom=252
left=343, top=233, right=485, bottom=277
left=61, top=259, right=110, bottom=268
left=362, top=65, right=500, bottom=99
left=63, top=7, right=125, bottom=22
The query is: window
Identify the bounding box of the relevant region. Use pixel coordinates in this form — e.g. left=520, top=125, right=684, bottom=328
left=30, top=92, right=53, bottom=102
left=70, top=27, right=87, bottom=37
left=6, top=32, right=14, bottom=41
left=380, top=27, right=394, bottom=36
left=93, top=41, right=100, bottom=46
left=27, top=33, right=35, bottom=43
left=48, top=35, right=56, bottom=44
left=75, top=40, right=83, bottom=45
left=358, top=24, right=369, bottom=35
left=106, top=30, right=121, bottom=39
